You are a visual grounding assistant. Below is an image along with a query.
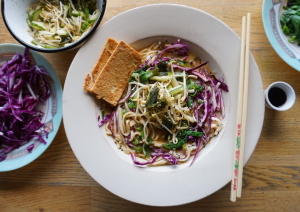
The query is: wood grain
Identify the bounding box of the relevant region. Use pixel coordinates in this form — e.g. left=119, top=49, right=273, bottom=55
left=1, top=0, right=300, bottom=211
left=91, top=188, right=265, bottom=212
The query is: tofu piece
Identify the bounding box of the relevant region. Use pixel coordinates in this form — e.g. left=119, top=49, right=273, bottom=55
left=91, top=41, right=142, bottom=106
left=83, top=38, right=118, bottom=92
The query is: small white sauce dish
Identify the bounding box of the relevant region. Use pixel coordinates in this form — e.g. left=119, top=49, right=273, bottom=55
left=264, top=81, right=296, bottom=111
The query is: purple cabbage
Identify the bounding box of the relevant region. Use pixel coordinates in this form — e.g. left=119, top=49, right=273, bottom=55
left=211, top=75, right=229, bottom=92
left=161, top=153, right=178, bottom=165
left=191, top=70, right=209, bottom=82
left=130, top=153, right=157, bottom=166
left=189, top=138, right=203, bottom=166
left=27, top=144, right=34, bottom=153
left=0, top=48, right=51, bottom=162
left=124, top=134, right=134, bottom=148
left=98, top=113, right=111, bottom=127
left=117, top=86, right=136, bottom=104
left=150, top=148, right=178, bottom=165
left=172, top=61, right=209, bottom=73
left=130, top=147, right=179, bottom=166
left=158, top=43, right=190, bottom=58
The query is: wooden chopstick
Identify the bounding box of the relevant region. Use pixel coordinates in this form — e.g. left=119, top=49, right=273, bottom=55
left=237, top=13, right=251, bottom=198
left=230, top=13, right=251, bottom=202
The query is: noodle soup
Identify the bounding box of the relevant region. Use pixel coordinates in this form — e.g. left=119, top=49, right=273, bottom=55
left=99, top=38, right=228, bottom=167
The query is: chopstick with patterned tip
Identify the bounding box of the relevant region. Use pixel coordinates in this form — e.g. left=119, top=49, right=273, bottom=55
left=230, top=13, right=251, bottom=202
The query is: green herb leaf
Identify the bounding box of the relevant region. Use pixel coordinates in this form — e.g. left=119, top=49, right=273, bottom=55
left=133, top=138, right=139, bottom=145
left=187, top=96, right=193, bottom=108
left=280, top=3, right=300, bottom=44
left=144, top=145, right=151, bottom=158
left=134, top=145, right=143, bottom=153
left=162, top=115, right=174, bottom=131
left=127, top=99, right=136, bottom=109
left=156, top=98, right=167, bottom=109
left=147, top=137, right=153, bottom=144
left=184, top=131, right=203, bottom=137
left=163, top=136, right=187, bottom=150
left=135, top=124, right=143, bottom=132
left=162, top=130, right=203, bottom=150
left=181, top=120, right=188, bottom=127
left=158, top=61, right=169, bottom=72
left=145, top=87, right=159, bottom=108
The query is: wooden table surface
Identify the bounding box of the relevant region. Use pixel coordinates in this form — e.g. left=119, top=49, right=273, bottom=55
left=1, top=0, right=300, bottom=211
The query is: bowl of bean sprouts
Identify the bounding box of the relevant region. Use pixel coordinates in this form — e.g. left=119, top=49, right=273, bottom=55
left=1, top=0, right=106, bottom=53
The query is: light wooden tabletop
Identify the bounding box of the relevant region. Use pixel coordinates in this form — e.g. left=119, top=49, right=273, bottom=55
left=1, top=0, right=300, bottom=211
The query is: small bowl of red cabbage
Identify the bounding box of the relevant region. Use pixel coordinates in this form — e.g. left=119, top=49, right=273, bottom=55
left=0, top=44, right=62, bottom=171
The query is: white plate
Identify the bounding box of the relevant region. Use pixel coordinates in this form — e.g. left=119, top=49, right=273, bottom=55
left=63, top=4, right=264, bottom=206
left=262, top=0, right=300, bottom=71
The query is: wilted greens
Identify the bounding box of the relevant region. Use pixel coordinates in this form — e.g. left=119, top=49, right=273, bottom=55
left=280, top=1, right=300, bottom=45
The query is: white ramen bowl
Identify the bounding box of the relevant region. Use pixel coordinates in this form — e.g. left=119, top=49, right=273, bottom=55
left=63, top=4, right=265, bottom=206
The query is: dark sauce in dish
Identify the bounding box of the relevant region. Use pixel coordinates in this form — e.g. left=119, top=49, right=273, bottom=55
left=268, top=87, right=287, bottom=107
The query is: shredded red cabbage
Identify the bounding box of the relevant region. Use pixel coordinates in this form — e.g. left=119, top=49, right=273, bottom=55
left=130, top=153, right=157, bottom=166
left=149, top=148, right=178, bottom=164
left=0, top=48, right=51, bottom=162
left=117, top=86, right=136, bottom=104
left=173, top=61, right=209, bottom=72
left=191, top=70, right=209, bottom=82
left=26, top=143, right=35, bottom=153
left=189, top=138, right=203, bottom=166
left=158, top=43, right=190, bottom=58
left=161, top=153, right=178, bottom=165
left=98, top=113, right=111, bottom=127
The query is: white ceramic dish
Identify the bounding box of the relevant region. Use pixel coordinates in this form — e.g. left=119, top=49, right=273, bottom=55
left=262, top=0, right=300, bottom=71
left=63, top=4, right=264, bottom=206
left=1, top=0, right=106, bottom=53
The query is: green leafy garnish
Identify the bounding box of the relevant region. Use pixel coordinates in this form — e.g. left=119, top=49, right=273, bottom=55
left=162, top=115, right=174, bottom=131
left=140, top=131, right=145, bottom=139
left=144, top=145, right=151, bottom=158
left=134, top=146, right=143, bottom=153
left=133, top=138, right=139, bottom=145
left=157, top=61, right=169, bottom=72
left=127, top=99, right=136, bottom=109
left=145, top=87, right=159, bottom=108
left=156, top=99, right=167, bottom=109
left=184, top=131, right=204, bottom=137
left=280, top=3, right=300, bottom=45
left=181, top=120, right=188, bottom=127
left=135, top=124, right=143, bottom=132
left=162, top=130, right=203, bottom=150
left=140, top=70, right=154, bottom=84
left=177, top=59, right=190, bottom=67
left=129, top=73, right=139, bottom=82
left=162, top=130, right=188, bottom=150
left=147, top=138, right=153, bottom=144
left=187, top=96, right=193, bottom=108
left=187, top=79, right=203, bottom=97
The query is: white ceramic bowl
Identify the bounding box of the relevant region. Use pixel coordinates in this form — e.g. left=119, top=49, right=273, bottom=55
left=0, top=43, right=62, bottom=171
left=1, top=0, right=106, bottom=53
left=262, top=0, right=300, bottom=71
left=63, top=4, right=265, bottom=206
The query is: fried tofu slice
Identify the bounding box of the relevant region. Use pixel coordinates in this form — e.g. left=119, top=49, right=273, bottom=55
left=83, top=38, right=118, bottom=92
left=91, top=41, right=142, bottom=106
